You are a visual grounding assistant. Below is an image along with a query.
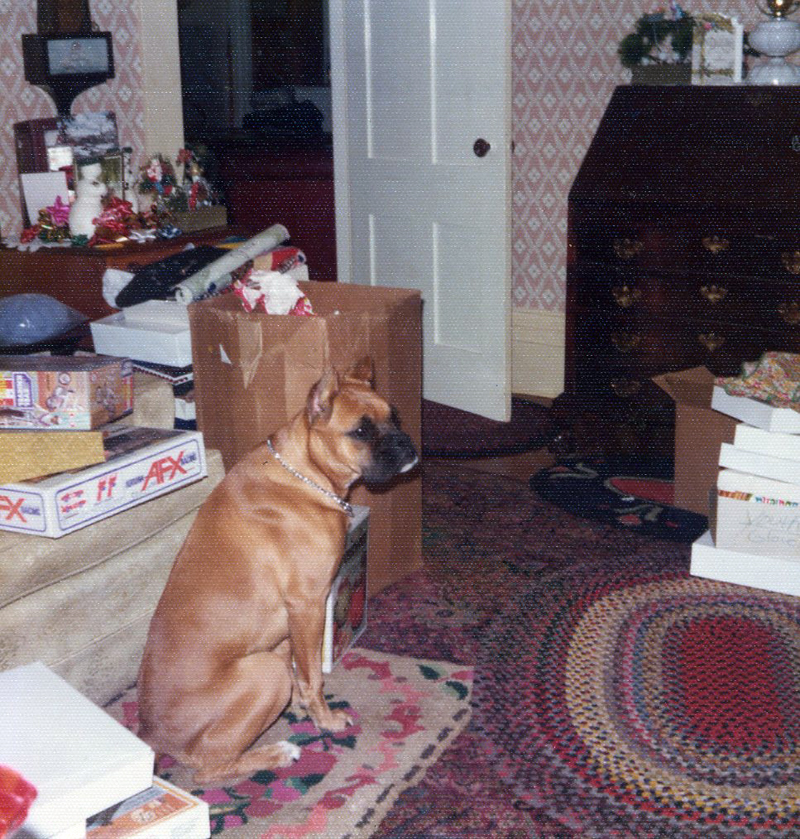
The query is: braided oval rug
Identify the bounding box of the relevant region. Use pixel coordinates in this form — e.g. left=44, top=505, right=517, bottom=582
left=473, top=558, right=800, bottom=838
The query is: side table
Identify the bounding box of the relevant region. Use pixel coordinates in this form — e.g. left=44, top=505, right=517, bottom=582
left=0, top=226, right=245, bottom=322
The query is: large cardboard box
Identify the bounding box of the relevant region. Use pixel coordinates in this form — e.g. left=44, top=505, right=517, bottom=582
left=653, top=366, right=738, bottom=516
left=189, top=282, right=422, bottom=594
left=0, top=662, right=154, bottom=839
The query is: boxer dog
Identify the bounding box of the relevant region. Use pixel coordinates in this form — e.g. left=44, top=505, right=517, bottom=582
left=137, top=358, right=418, bottom=784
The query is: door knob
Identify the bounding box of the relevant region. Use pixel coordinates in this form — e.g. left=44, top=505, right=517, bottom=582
left=473, top=138, right=491, bottom=157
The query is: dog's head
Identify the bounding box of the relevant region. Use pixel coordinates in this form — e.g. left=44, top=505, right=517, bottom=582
left=305, top=357, right=418, bottom=487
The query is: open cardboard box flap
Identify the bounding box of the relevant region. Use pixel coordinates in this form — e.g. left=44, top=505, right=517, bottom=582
left=652, top=366, right=715, bottom=408
left=652, top=366, right=737, bottom=517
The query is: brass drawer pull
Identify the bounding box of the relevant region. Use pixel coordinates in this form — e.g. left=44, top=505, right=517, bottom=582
left=781, top=250, right=800, bottom=275
left=701, top=235, right=730, bottom=255
left=612, top=238, right=644, bottom=260
left=699, top=284, right=728, bottom=304
left=611, top=285, right=642, bottom=308
left=610, top=331, right=642, bottom=352
left=610, top=378, right=641, bottom=398
left=778, top=302, right=800, bottom=325
left=697, top=332, right=726, bottom=352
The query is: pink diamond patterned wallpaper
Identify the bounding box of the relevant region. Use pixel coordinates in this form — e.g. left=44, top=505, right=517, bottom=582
left=0, top=1, right=761, bottom=313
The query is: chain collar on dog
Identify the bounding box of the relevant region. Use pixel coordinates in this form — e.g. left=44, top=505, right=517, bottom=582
left=265, top=439, right=354, bottom=517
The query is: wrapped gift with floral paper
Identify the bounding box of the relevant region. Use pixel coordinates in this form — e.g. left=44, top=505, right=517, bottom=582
left=715, top=351, right=800, bottom=412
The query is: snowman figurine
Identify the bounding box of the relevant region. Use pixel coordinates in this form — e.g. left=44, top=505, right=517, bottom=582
left=69, top=162, right=107, bottom=239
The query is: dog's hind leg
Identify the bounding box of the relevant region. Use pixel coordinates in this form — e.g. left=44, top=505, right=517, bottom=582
left=184, top=649, right=299, bottom=785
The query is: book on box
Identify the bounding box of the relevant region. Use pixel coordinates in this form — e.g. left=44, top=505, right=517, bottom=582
left=0, top=662, right=153, bottom=839
left=715, top=468, right=800, bottom=558
left=691, top=530, right=800, bottom=597
left=323, top=505, right=369, bottom=673
left=0, top=425, right=207, bottom=537
left=86, top=777, right=209, bottom=839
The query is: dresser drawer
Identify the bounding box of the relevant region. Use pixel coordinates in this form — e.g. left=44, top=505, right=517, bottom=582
left=574, top=266, right=800, bottom=333
left=574, top=215, right=800, bottom=282
left=573, top=313, right=786, bottom=380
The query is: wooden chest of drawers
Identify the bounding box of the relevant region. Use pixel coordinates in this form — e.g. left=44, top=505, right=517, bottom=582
left=564, top=86, right=800, bottom=448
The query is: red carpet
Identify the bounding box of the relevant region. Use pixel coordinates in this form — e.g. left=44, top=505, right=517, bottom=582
left=422, top=397, right=553, bottom=457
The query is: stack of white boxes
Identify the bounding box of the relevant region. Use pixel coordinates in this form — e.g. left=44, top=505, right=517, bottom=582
left=1, top=662, right=210, bottom=839
left=690, top=383, right=800, bottom=597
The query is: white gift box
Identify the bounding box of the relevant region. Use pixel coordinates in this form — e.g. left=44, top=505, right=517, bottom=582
left=711, top=385, right=800, bottom=434
left=691, top=530, right=800, bottom=597
left=91, top=312, right=192, bottom=368
left=715, top=468, right=800, bottom=558
left=0, top=425, right=207, bottom=537
left=0, top=662, right=153, bottom=839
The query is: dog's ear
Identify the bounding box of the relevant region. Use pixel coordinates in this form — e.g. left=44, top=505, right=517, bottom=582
left=307, top=369, right=340, bottom=423
left=343, top=356, right=374, bottom=387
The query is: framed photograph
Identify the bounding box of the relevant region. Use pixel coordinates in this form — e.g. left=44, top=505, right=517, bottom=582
left=98, top=150, right=124, bottom=201
left=692, top=14, right=744, bottom=85
left=47, top=36, right=111, bottom=76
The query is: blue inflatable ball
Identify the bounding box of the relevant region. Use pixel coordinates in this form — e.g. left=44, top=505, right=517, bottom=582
left=0, top=294, right=87, bottom=347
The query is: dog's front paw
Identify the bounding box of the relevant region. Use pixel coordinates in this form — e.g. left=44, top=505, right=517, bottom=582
left=313, top=707, right=354, bottom=733
left=276, top=740, right=302, bottom=766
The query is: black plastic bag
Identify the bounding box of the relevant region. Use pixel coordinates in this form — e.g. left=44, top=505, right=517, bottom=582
left=115, top=246, right=225, bottom=307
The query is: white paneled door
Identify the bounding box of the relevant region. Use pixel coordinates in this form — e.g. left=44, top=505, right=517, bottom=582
left=329, top=0, right=511, bottom=421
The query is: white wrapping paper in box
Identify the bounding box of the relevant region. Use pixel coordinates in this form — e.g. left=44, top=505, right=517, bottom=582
left=0, top=425, right=207, bottom=537
left=0, top=662, right=153, bottom=839
left=711, top=386, right=800, bottom=434
left=91, top=304, right=192, bottom=368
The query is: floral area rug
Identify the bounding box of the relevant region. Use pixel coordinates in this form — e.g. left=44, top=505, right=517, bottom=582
left=531, top=455, right=708, bottom=542
left=105, top=649, right=472, bottom=838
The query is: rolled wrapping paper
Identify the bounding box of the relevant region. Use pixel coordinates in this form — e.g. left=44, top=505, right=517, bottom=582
left=172, top=223, right=291, bottom=304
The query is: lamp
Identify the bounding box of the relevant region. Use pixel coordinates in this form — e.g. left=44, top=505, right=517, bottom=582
left=748, top=0, right=800, bottom=84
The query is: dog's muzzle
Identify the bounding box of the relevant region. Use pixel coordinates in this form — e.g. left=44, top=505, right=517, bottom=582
left=363, top=431, right=419, bottom=484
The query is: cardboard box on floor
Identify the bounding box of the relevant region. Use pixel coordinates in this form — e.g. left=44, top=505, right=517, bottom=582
left=653, top=366, right=738, bottom=516
left=188, top=282, right=422, bottom=595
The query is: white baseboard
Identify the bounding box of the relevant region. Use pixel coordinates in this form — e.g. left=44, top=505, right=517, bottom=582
left=512, top=308, right=565, bottom=400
